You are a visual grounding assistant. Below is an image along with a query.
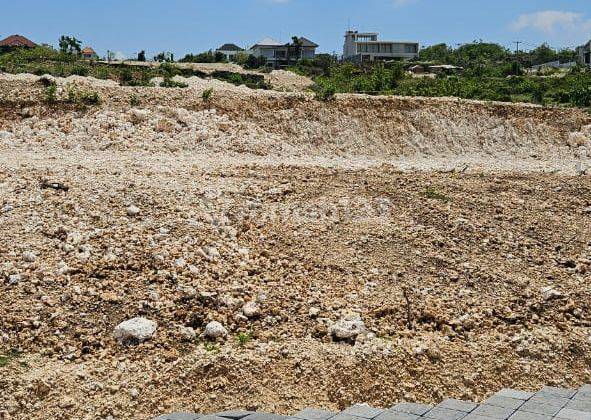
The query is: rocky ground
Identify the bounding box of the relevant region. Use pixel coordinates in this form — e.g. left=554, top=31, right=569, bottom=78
left=0, top=74, right=590, bottom=420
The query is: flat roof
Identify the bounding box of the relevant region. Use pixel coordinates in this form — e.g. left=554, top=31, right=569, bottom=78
left=354, top=40, right=419, bottom=44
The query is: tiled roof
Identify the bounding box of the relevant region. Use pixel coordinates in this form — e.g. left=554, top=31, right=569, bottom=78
left=218, top=43, right=244, bottom=51
left=0, top=35, right=36, bottom=48
left=81, top=46, right=97, bottom=55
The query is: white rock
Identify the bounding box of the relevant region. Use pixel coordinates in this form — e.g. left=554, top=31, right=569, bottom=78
left=179, top=326, right=197, bottom=341
left=8, top=274, right=22, bottom=285
left=242, top=301, right=260, bottom=318
left=330, top=313, right=367, bottom=341
left=202, top=246, right=220, bottom=260
left=22, top=251, right=37, bottom=263
left=541, top=286, right=563, bottom=301
left=113, top=317, right=157, bottom=345
left=308, top=307, right=321, bottom=317
left=204, top=321, right=227, bottom=339
left=126, top=205, right=141, bottom=216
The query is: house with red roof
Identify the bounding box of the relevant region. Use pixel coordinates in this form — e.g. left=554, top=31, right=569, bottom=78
left=81, top=46, right=98, bottom=60
left=0, top=34, right=37, bottom=52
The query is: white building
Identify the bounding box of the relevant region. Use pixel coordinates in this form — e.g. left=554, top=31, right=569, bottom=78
left=343, top=31, right=419, bottom=63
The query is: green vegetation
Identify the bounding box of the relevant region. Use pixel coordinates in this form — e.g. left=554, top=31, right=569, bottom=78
left=0, top=46, right=270, bottom=90
left=294, top=43, right=590, bottom=108
left=58, top=35, right=82, bottom=56
left=0, top=350, right=21, bottom=368
left=423, top=187, right=450, bottom=202
left=44, top=82, right=57, bottom=103
left=180, top=50, right=226, bottom=63
left=202, top=87, right=214, bottom=102
left=160, top=77, right=189, bottom=88
left=237, top=331, right=253, bottom=346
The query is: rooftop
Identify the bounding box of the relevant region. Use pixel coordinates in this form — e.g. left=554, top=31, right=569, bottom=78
left=217, top=43, right=244, bottom=52
left=0, top=34, right=36, bottom=48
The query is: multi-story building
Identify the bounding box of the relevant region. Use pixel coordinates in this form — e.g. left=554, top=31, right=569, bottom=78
left=343, top=31, right=419, bottom=63
left=248, top=37, right=318, bottom=67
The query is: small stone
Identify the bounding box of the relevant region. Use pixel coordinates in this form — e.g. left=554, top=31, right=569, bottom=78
left=204, top=321, right=227, bottom=339
left=309, top=307, right=321, bottom=317
left=22, top=251, right=36, bottom=263
left=179, top=326, right=197, bottom=341
left=330, top=313, right=367, bottom=342
left=242, top=301, right=260, bottom=318
left=126, top=205, right=141, bottom=216
left=129, top=388, right=139, bottom=399
left=584, top=206, right=591, bottom=214
left=8, top=274, right=22, bottom=285
left=541, top=286, right=563, bottom=301
left=113, top=317, right=157, bottom=345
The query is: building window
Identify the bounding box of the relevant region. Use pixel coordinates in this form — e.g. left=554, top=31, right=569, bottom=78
left=405, top=44, right=418, bottom=54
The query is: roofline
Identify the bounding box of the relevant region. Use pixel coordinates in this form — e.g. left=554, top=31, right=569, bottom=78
left=352, top=40, right=419, bottom=44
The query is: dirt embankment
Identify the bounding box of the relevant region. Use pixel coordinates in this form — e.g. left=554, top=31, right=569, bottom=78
left=0, top=75, right=590, bottom=419
left=0, top=76, right=589, bottom=172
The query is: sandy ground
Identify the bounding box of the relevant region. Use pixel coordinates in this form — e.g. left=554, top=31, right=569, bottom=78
left=0, top=75, right=590, bottom=420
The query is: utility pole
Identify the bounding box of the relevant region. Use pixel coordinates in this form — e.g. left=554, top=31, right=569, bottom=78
left=513, top=41, right=522, bottom=54
left=513, top=41, right=522, bottom=75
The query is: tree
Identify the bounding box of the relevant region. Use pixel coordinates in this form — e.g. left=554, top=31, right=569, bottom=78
left=419, top=43, right=454, bottom=63
left=137, top=50, right=146, bottom=62
left=529, top=43, right=556, bottom=66
left=58, top=36, right=82, bottom=55
left=288, top=36, right=304, bottom=64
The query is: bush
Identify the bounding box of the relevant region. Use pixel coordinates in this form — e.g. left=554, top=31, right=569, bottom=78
left=44, top=83, right=57, bottom=103
left=160, top=77, right=189, bottom=88
left=202, top=87, right=214, bottom=102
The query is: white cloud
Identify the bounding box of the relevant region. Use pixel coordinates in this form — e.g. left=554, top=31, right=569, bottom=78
left=511, top=10, right=591, bottom=34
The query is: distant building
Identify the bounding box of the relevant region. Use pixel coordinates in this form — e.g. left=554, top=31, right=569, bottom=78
left=216, top=43, right=244, bottom=61
left=0, top=34, right=37, bottom=52
left=81, top=46, right=98, bottom=60
left=343, top=31, right=419, bottom=63
left=531, top=60, right=577, bottom=72
left=577, top=41, right=591, bottom=67
left=248, top=36, right=318, bottom=67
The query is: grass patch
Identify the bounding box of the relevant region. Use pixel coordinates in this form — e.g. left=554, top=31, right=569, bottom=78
left=202, top=87, right=214, bottom=102
left=0, top=350, right=21, bottom=368
left=423, top=187, right=450, bottom=202
left=237, top=331, right=253, bottom=347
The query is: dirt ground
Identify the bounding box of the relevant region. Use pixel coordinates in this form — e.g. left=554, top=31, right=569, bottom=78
left=0, top=75, right=590, bottom=420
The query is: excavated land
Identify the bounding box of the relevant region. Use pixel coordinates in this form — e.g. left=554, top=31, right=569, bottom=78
left=0, top=74, right=591, bottom=420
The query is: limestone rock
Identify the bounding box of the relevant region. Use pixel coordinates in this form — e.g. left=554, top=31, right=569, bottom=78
left=113, top=317, right=157, bottom=345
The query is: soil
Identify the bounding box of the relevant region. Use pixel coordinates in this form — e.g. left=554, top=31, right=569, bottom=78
left=0, top=74, right=590, bottom=420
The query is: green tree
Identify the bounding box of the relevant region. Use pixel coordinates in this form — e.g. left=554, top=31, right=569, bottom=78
left=58, top=36, right=82, bottom=55
left=419, top=43, right=453, bottom=63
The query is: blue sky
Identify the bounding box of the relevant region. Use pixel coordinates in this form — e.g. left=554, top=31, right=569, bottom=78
left=1, top=0, right=590, bottom=59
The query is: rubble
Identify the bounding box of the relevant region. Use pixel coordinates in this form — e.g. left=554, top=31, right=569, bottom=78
left=0, top=75, right=590, bottom=419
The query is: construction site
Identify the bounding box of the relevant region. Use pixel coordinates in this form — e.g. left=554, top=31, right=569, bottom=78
left=0, top=72, right=590, bottom=419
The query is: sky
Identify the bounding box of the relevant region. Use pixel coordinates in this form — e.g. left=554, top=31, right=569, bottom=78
left=1, top=0, right=590, bottom=59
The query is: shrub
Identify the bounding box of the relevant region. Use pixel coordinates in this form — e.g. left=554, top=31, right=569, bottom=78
left=71, top=65, right=89, bottom=76
left=160, top=77, right=188, bottom=88
left=44, top=83, right=57, bottom=103
left=202, top=87, right=214, bottom=102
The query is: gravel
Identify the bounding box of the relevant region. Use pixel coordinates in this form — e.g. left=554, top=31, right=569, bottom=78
left=0, top=74, right=589, bottom=419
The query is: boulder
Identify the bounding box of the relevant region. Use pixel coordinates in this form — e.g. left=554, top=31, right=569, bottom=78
left=204, top=321, right=227, bottom=339
left=113, top=317, right=157, bottom=345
